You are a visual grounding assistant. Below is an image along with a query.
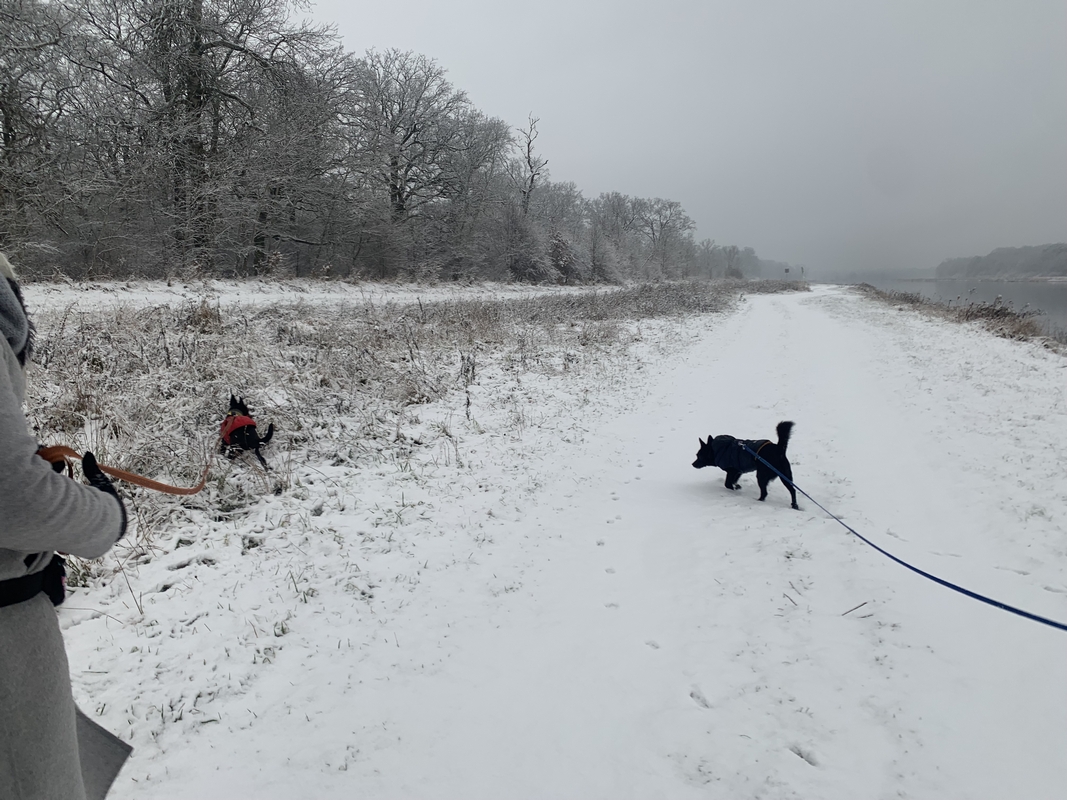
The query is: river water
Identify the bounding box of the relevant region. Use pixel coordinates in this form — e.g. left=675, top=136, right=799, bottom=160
left=841, top=278, right=1067, bottom=336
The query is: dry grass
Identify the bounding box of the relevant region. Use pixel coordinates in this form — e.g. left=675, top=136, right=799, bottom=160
left=854, top=284, right=1066, bottom=346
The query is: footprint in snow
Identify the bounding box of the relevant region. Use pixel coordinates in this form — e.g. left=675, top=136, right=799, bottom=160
left=605, top=568, right=616, bottom=574
left=789, top=744, right=818, bottom=767
left=1043, top=585, right=1067, bottom=594
left=995, top=566, right=1030, bottom=576
left=689, top=685, right=711, bottom=709
left=645, top=640, right=660, bottom=649
left=604, top=602, right=619, bottom=609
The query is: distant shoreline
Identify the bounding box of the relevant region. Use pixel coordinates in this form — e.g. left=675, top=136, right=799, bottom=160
left=850, top=275, right=1067, bottom=340
left=859, top=276, right=1067, bottom=284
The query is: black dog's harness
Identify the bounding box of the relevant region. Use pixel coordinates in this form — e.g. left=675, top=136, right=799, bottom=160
left=716, top=438, right=770, bottom=472
left=220, top=411, right=258, bottom=446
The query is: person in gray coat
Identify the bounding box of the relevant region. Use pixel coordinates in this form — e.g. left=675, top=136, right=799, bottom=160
left=0, top=253, right=131, bottom=800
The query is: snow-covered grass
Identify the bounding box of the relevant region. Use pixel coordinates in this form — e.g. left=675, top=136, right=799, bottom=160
left=856, top=282, right=1067, bottom=346
left=24, top=276, right=608, bottom=316
left=26, top=280, right=760, bottom=561
left=22, top=280, right=1067, bottom=799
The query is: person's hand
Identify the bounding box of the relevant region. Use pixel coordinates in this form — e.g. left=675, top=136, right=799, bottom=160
left=35, top=445, right=68, bottom=473
left=82, top=452, right=116, bottom=495
left=83, top=452, right=127, bottom=540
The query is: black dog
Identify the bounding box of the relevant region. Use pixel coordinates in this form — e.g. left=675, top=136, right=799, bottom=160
left=692, top=421, right=798, bottom=509
left=220, top=394, right=275, bottom=470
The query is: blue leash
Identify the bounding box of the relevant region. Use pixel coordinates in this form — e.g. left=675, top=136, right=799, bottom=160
left=740, top=443, right=1067, bottom=633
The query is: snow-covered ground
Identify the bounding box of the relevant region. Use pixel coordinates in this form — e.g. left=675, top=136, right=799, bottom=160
left=43, top=284, right=1067, bottom=799
left=26, top=276, right=597, bottom=315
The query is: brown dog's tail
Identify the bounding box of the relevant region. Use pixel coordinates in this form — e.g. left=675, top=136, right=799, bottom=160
left=776, top=420, right=794, bottom=452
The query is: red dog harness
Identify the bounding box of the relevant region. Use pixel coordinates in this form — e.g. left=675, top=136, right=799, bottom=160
left=220, top=414, right=256, bottom=445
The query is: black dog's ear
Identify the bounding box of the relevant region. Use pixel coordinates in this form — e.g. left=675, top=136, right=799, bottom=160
left=229, top=393, right=238, bottom=408
left=698, top=437, right=705, bottom=446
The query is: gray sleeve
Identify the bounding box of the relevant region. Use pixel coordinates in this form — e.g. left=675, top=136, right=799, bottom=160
left=0, top=371, right=124, bottom=560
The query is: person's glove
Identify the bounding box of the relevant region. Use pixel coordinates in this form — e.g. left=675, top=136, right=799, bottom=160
left=35, top=445, right=69, bottom=473
left=83, top=452, right=127, bottom=540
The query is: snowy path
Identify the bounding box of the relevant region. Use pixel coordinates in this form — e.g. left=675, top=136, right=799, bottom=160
left=76, top=286, right=1067, bottom=799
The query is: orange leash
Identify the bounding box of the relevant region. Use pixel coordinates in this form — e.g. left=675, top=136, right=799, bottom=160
left=36, top=445, right=214, bottom=496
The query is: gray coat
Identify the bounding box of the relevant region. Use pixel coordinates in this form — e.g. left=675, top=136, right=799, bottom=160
left=0, top=262, right=128, bottom=800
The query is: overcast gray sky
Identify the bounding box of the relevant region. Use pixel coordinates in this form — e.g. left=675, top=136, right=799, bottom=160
left=309, top=0, right=1066, bottom=276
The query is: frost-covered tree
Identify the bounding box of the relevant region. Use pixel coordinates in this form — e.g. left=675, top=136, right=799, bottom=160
left=58, top=0, right=337, bottom=273
left=0, top=0, right=78, bottom=252
left=549, top=230, right=585, bottom=284
left=2, top=5, right=737, bottom=283
left=634, top=197, right=694, bottom=278
left=342, top=49, right=470, bottom=223
left=507, top=114, right=547, bottom=218
left=425, top=110, right=512, bottom=280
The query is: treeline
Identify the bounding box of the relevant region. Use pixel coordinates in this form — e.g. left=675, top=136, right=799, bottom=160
left=935, top=244, right=1067, bottom=280
left=1, top=0, right=782, bottom=283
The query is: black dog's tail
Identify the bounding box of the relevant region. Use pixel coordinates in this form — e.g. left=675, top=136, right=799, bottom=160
left=776, top=420, right=794, bottom=452
left=261, top=422, right=274, bottom=445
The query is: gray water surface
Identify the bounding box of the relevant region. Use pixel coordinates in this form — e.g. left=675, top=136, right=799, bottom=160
left=847, top=279, right=1067, bottom=335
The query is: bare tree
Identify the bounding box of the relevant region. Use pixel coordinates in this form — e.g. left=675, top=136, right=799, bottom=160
left=61, top=0, right=337, bottom=273
left=0, top=0, right=78, bottom=254
left=428, top=109, right=512, bottom=280
left=2, top=5, right=720, bottom=284
left=342, top=49, right=470, bottom=224
left=634, top=198, right=694, bottom=278
left=507, top=114, right=548, bottom=217
left=723, top=244, right=742, bottom=278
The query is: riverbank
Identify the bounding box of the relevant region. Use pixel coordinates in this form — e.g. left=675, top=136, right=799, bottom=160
left=846, top=278, right=1067, bottom=341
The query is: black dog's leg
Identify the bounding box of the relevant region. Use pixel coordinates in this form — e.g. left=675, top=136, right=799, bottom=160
left=253, top=446, right=271, bottom=471
left=724, top=470, right=742, bottom=490
left=781, top=463, right=799, bottom=509
left=757, top=467, right=775, bottom=501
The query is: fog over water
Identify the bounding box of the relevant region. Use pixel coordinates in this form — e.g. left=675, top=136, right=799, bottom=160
left=310, top=0, right=1067, bottom=277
